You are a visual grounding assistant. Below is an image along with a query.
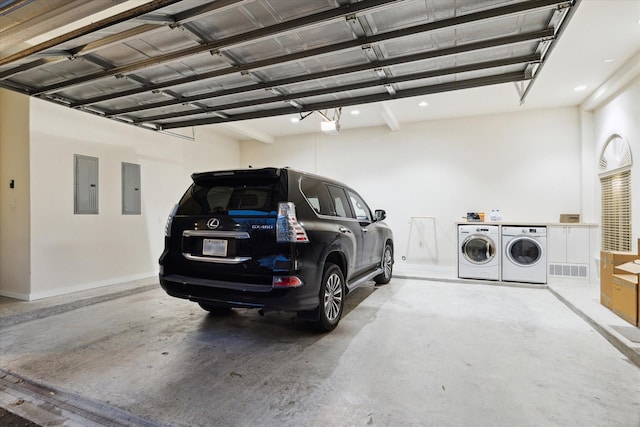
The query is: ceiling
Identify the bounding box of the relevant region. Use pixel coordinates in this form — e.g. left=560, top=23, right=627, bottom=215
left=0, top=0, right=639, bottom=141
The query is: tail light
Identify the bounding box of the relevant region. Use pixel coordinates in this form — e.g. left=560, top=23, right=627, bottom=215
left=276, top=202, right=309, bottom=243
left=164, top=204, right=178, bottom=237
left=273, top=276, right=303, bottom=288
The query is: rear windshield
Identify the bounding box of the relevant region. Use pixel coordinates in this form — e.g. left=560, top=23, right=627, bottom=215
left=177, top=179, right=279, bottom=216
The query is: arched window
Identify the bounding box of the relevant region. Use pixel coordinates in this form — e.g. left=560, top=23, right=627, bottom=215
left=599, top=134, right=632, bottom=251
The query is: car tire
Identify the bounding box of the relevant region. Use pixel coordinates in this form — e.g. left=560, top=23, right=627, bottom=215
left=198, top=302, right=233, bottom=315
left=309, top=263, right=345, bottom=332
left=374, top=243, right=393, bottom=285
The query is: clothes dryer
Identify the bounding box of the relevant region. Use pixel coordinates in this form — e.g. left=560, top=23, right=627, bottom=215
left=458, top=224, right=500, bottom=281
left=501, top=226, right=547, bottom=284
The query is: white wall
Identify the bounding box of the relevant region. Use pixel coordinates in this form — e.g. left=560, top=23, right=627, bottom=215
left=592, top=75, right=640, bottom=252
left=27, top=98, right=240, bottom=299
left=241, top=107, right=582, bottom=268
left=0, top=89, right=31, bottom=299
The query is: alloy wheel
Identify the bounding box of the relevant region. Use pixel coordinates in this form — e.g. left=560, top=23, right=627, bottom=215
left=323, top=273, right=343, bottom=322
left=383, top=246, right=393, bottom=279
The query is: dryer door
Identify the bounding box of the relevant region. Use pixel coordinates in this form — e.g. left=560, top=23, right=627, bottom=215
left=506, top=237, right=543, bottom=266
left=462, top=235, right=496, bottom=265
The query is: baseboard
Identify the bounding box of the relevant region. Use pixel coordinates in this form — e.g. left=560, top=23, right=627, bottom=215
left=26, top=273, right=157, bottom=301
left=0, top=289, right=31, bottom=301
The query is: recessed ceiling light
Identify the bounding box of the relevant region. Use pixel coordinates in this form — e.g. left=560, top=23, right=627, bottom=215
left=573, top=85, right=587, bottom=92
left=351, top=109, right=360, bottom=115
left=418, top=101, right=429, bottom=107
left=290, top=117, right=300, bottom=123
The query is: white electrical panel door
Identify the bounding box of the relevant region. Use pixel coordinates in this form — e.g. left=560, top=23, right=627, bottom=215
left=74, top=154, right=99, bottom=214
left=122, top=162, right=141, bottom=215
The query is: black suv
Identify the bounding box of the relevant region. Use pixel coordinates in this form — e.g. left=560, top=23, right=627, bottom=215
left=159, top=167, right=393, bottom=331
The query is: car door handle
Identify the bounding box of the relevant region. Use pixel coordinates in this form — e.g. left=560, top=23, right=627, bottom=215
left=339, top=227, right=351, bottom=234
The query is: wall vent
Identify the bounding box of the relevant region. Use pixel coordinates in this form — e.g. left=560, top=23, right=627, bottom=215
left=549, top=264, right=588, bottom=278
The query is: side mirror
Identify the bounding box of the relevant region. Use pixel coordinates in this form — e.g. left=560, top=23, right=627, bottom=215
left=374, top=209, right=386, bottom=221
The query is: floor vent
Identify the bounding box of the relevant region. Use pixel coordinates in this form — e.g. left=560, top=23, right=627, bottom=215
left=549, top=264, right=588, bottom=278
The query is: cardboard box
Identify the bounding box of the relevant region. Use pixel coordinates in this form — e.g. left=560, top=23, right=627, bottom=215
left=466, top=212, right=483, bottom=222
left=600, top=251, right=639, bottom=309
left=615, top=261, right=640, bottom=275
left=616, top=260, right=640, bottom=327
left=611, top=274, right=638, bottom=326
left=560, top=214, right=580, bottom=223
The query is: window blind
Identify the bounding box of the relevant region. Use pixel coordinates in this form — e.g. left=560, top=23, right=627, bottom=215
left=600, top=170, right=631, bottom=251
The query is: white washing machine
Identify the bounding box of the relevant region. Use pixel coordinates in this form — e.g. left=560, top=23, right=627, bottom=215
left=458, top=224, right=500, bottom=281
left=501, top=226, right=547, bottom=284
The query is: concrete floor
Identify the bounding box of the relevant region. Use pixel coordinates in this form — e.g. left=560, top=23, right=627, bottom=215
left=1, top=278, right=639, bottom=426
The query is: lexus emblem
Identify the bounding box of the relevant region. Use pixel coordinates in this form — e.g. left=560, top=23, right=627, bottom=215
left=206, top=218, right=220, bottom=229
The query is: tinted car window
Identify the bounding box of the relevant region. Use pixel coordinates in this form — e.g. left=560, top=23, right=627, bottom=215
left=348, top=191, right=372, bottom=221
left=300, top=176, right=333, bottom=215
left=327, top=185, right=352, bottom=218
left=177, top=180, right=276, bottom=215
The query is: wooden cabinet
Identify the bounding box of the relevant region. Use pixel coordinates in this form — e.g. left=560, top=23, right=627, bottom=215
left=548, top=225, right=595, bottom=281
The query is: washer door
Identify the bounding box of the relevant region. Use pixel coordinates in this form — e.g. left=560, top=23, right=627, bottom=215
left=462, top=235, right=496, bottom=265
left=506, top=237, right=543, bottom=266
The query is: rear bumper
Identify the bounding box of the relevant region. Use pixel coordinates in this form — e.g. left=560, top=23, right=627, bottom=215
left=159, top=274, right=319, bottom=311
